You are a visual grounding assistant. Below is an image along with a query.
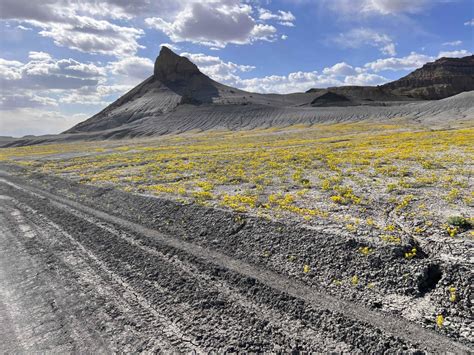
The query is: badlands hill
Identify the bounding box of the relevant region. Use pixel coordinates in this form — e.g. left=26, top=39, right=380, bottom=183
left=65, top=48, right=473, bottom=137
left=3, top=48, right=473, bottom=146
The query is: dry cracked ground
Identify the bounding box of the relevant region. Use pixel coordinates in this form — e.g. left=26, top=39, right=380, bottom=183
left=1, top=122, right=473, bottom=352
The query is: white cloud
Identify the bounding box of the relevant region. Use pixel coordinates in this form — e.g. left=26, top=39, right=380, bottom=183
left=442, top=40, right=462, bottom=46
left=0, top=52, right=109, bottom=113
left=281, top=34, right=288, bottom=40
left=258, top=8, right=296, bottom=26
left=0, top=0, right=171, bottom=22
left=364, top=52, right=434, bottom=72
left=159, top=43, right=180, bottom=52
left=250, top=24, right=278, bottom=42
left=0, top=50, right=161, bottom=116
left=0, top=93, right=58, bottom=111
left=438, top=49, right=472, bottom=58
left=0, top=59, right=23, bottom=67
left=325, top=0, right=440, bottom=16
left=323, top=62, right=357, bottom=76
left=236, top=72, right=341, bottom=94
left=108, top=56, right=154, bottom=82
left=158, top=51, right=341, bottom=93
left=0, top=59, right=24, bottom=80
left=180, top=52, right=255, bottom=84
left=181, top=53, right=254, bottom=71
left=259, top=9, right=295, bottom=21
left=182, top=51, right=389, bottom=93
left=464, top=19, right=474, bottom=26
left=145, top=1, right=281, bottom=48
left=1, top=0, right=145, bottom=57
left=35, top=16, right=145, bottom=57
left=362, top=0, right=430, bottom=14
left=343, top=73, right=388, bottom=86
left=334, top=28, right=396, bottom=56
left=0, top=54, right=105, bottom=92
left=362, top=49, right=472, bottom=73
left=28, top=51, right=52, bottom=61
left=16, top=25, right=32, bottom=31
left=0, top=108, right=88, bottom=137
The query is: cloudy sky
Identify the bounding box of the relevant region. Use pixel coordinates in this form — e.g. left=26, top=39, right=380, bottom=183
left=0, top=0, right=473, bottom=136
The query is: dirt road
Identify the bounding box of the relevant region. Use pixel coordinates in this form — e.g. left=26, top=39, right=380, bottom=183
left=0, top=168, right=472, bottom=352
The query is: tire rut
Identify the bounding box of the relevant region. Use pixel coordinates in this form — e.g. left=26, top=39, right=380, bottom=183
left=4, top=200, right=198, bottom=352
left=54, top=201, right=354, bottom=351
left=1, top=176, right=472, bottom=352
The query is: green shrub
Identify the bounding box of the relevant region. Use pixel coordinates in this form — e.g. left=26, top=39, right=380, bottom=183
left=447, top=216, right=472, bottom=229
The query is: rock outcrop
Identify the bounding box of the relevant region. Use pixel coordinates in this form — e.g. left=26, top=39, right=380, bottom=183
left=382, top=56, right=474, bottom=99
left=311, top=91, right=352, bottom=107
left=153, top=46, right=201, bottom=83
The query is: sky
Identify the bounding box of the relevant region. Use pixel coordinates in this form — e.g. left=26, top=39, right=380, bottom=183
left=0, top=0, right=473, bottom=137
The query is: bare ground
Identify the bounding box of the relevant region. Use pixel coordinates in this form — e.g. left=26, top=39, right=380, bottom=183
left=0, top=164, right=472, bottom=352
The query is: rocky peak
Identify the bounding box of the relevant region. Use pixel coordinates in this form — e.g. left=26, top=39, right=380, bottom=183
left=154, top=46, right=202, bottom=82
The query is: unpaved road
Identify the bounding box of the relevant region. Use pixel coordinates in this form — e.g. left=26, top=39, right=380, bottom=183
left=0, top=169, right=472, bottom=352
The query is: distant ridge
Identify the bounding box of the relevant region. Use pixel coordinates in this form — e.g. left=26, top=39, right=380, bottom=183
left=382, top=55, right=474, bottom=99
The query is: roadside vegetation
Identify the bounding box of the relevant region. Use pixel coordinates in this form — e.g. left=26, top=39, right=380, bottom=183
left=1, top=122, right=473, bottom=243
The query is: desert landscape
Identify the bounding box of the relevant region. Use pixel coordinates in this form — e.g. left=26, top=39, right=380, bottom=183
left=1, top=1, right=473, bottom=352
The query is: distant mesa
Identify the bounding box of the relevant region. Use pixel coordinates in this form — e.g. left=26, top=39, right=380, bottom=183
left=382, top=55, right=474, bottom=99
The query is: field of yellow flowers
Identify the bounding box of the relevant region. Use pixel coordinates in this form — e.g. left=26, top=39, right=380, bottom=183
left=2, top=122, right=473, bottom=241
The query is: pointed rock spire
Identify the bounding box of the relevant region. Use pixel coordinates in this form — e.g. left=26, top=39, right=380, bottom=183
left=154, top=46, right=202, bottom=82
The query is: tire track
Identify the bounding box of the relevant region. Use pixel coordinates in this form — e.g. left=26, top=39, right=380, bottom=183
left=4, top=199, right=200, bottom=353
left=1, top=176, right=471, bottom=353
left=0, top=203, right=109, bottom=353
left=54, top=202, right=353, bottom=351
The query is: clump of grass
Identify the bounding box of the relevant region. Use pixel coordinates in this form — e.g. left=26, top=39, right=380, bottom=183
left=447, top=216, right=472, bottom=229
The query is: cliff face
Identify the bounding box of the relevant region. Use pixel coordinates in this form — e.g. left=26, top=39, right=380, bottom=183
left=382, top=56, right=474, bottom=99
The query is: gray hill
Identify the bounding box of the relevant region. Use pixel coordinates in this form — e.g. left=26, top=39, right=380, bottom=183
left=65, top=47, right=473, bottom=138
left=2, top=48, right=473, bottom=147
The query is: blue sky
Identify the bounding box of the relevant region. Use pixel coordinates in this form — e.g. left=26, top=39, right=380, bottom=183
left=0, top=0, right=473, bottom=136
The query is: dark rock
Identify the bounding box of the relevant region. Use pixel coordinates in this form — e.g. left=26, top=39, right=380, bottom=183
left=311, top=91, right=353, bottom=107
left=382, top=55, right=474, bottom=99
left=154, top=46, right=201, bottom=82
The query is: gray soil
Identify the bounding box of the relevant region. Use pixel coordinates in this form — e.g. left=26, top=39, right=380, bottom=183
left=0, top=163, right=472, bottom=352
left=3, top=91, right=473, bottom=147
